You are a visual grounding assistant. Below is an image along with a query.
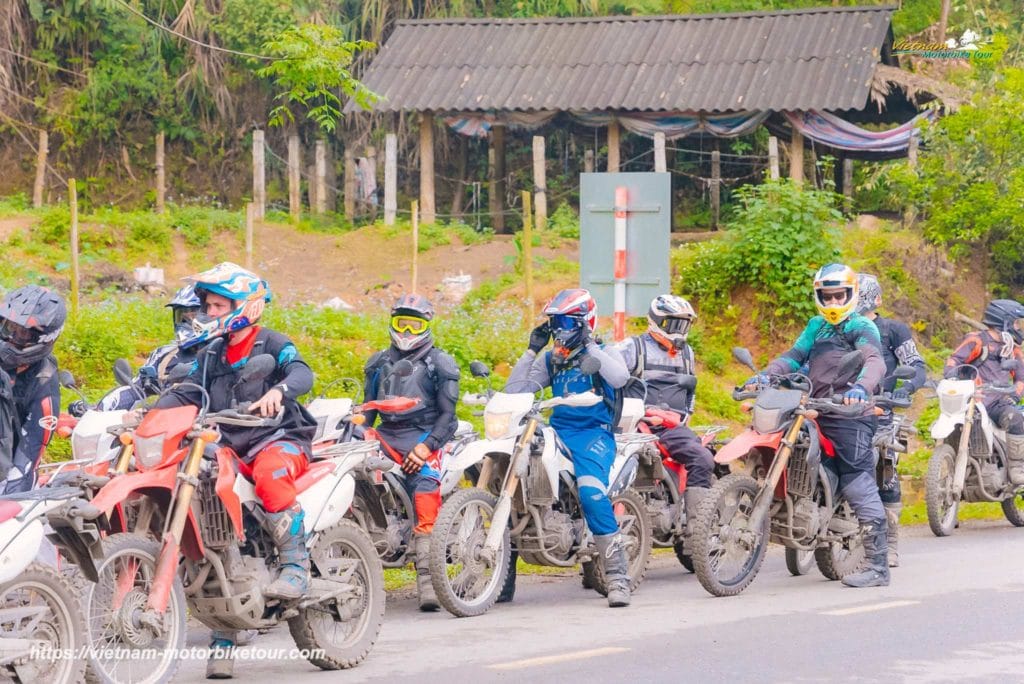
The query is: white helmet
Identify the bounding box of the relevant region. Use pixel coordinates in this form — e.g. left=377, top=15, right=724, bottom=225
left=647, top=294, right=696, bottom=349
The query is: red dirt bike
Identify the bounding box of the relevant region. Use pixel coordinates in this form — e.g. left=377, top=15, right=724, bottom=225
left=49, top=355, right=386, bottom=684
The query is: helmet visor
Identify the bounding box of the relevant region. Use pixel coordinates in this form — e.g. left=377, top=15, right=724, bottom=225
left=0, top=320, right=40, bottom=349
left=816, top=288, right=851, bottom=306
left=658, top=317, right=692, bottom=336
left=549, top=314, right=582, bottom=332
left=173, top=307, right=199, bottom=329
left=391, top=315, right=430, bottom=335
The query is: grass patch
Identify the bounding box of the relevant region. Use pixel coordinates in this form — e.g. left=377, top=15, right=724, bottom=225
left=903, top=500, right=1007, bottom=525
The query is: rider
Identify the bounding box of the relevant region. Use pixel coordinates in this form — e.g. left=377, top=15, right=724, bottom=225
left=0, top=285, right=66, bottom=494
left=943, top=299, right=1024, bottom=485
left=746, top=264, right=890, bottom=587
left=616, top=294, right=714, bottom=540
left=506, top=288, right=632, bottom=607
left=151, top=263, right=317, bottom=680
left=362, top=294, right=460, bottom=613
left=93, top=285, right=201, bottom=412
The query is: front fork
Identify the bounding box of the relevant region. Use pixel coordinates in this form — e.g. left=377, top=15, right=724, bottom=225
left=748, top=414, right=807, bottom=534
left=482, top=418, right=538, bottom=556
left=146, top=436, right=207, bottom=615
left=952, top=399, right=977, bottom=498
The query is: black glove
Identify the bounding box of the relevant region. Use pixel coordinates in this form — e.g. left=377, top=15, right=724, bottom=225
left=68, top=400, right=89, bottom=418
left=580, top=322, right=592, bottom=346
left=891, top=387, right=911, bottom=401
left=528, top=322, right=551, bottom=354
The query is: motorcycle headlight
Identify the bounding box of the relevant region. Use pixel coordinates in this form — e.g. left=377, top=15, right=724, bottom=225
left=938, top=391, right=968, bottom=416
left=484, top=412, right=513, bottom=440
left=134, top=433, right=166, bottom=469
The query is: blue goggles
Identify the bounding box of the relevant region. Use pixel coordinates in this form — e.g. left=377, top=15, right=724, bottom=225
left=549, top=314, right=582, bottom=331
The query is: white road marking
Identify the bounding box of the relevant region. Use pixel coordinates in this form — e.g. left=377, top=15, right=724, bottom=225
left=823, top=599, right=920, bottom=616
left=487, top=647, right=632, bottom=671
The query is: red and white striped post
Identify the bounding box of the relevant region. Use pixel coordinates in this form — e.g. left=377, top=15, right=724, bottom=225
left=613, top=186, right=628, bottom=342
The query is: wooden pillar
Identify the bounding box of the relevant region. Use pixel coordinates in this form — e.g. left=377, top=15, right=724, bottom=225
left=521, top=190, right=534, bottom=322
left=32, top=130, right=48, bottom=209
left=411, top=200, right=419, bottom=293
left=584, top=148, right=594, bottom=173
left=450, top=135, right=467, bottom=220
left=68, top=178, right=79, bottom=317
left=842, top=157, right=854, bottom=215
left=904, top=136, right=919, bottom=227
left=419, top=112, right=436, bottom=224
left=653, top=132, right=666, bottom=173
left=288, top=134, right=301, bottom=221
left=938, top=0, right=951, bottom=43
left=343, top=146, right=355, bottom=220
left=607, top=120, right=620, bottom=172
left=532, top=135, right=547, bottom=232
left=315, top=140, right=327, bottom=215
left=489, top=124, right=506, bottom=233
left=252, top=129, right=265, bottom=219
left=155, top=131, right=165, bottom=214
left=768, top=136, right=780, bottom=180
left=710, top=150, right=721, bottom=230
left=384, top=133, right=397, bottom=226
left=366, top=145, right=378, bottom=220
left=789, top=129, right=804, bottom=186
left=307, top=163, right=318, bottom=211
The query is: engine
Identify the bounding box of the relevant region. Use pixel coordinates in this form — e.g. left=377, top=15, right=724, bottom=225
left=790, top=498, right=821, bottom=544
left=520, top=510, right=577, bottom=561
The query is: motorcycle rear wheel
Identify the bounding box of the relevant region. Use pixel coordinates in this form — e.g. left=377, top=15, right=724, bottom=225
left=926, top=444, right=960, bottom=537
left=586, top=488, right=654, bottom=596
left=784, top=548, right=814, bottom=576
left=1001, top=492, right=1024, bottom=527
left=691, top=474, right=768, bottom=597
left=290, top=519, right=385, bottom=670
left=814, top=502, right=865, bottom=581
left=428, top=488, right=511, bottom=617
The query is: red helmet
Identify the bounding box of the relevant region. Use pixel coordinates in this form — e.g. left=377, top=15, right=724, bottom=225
left=543, top=288, right=597, bottom=352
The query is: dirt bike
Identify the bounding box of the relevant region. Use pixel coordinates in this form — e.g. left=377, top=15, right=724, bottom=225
left=49, top=354, right=386, bottom=683
left=689, top=347, right=912, bottom=597
left=925, top=364, right=1024, bottom=536
left=427, top=358, right=652, bottom=617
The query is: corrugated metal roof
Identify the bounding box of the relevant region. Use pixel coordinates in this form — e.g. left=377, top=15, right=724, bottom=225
left=350, top=6, right=895, bottom=114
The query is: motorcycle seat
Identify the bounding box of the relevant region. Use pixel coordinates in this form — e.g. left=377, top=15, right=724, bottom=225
left=0, top=499, right=20, bottom=523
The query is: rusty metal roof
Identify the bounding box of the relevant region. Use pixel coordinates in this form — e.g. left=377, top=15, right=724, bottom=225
left=351, top=6, right=895, bottom=114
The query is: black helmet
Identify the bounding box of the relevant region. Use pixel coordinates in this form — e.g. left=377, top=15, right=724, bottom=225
left=389, top=293, right=435, bottom=353
left=982, top=299, right=1024, bottom=344
left=166, top=285, right=201, bottom=344
left=0, top=285, right=67, bottom=369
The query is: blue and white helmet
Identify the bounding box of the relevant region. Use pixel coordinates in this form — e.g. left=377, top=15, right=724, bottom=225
left=166, top=285, right=201, bottom=344
left=181, top=262, right=271, bottom=350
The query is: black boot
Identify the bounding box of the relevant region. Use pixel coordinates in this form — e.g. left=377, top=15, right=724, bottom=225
left=842, top=522, right=891, bottom=588
left=413, top=534, right=440, bottom=612
left=497, top=550, right=517, bottom=603
left=263, top=503, right=310, bottom=600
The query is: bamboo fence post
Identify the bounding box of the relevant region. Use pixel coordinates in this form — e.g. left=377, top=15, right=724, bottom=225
left=419, top=112, right=436, bottom=224
left=768, top=136, right=780, bottom=180
left=245, top=203, right=254, bottom=270
left=789, top=130, right=804, bottom=186
left=584, top=148, right=594, bottom=173
left=654, top=132, right=667, bottom=173
left=384, top=133, right=397, bottom=226
left=521, top=190, right=534, bottom=323
left=315, top=140, right=327, bottom=215
left=252, top=129, right=265, bottom=219
left=532, top=135, right=547, bottom=233
left=32, top=130, right=48, bottom=209
left=711, top=150, right=721, bottom=230
left=607, top=120, right=621, bottom=172
left=343, top=146, right=355, bottom=220
left=155, top=131, right=165, bottom=214
left=411, top=200, right=419, bottom=294
left=489, top=124, right=506, bottom=233
left=288, top=133, right=301, bottom=221
left=69, top=178, right=80, bottom=318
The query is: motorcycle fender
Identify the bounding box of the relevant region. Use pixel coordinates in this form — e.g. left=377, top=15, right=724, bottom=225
left=715, top=429, right=783, bottom=464
left=302, top=472, right=356, bottom=534
left=89, top=466, right=178, bottom=517
left=439, top=438, right=511, bottom=497
left=215, top=449, right=245, bottom=542
left=930, top=414, right=963, bottom=441
left=608, top=454, right=638, bottom=498
left=0, top=518, right=43, bottom=584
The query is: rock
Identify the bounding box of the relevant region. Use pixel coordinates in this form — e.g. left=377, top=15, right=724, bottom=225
left=321, top=296, right=354, bottom=311
left=133, top=263, right=164, bottom=287
left=440, top=273, right=473, bottom=304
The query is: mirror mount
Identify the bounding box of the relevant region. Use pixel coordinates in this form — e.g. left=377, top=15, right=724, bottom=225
left=731, top=347, right=757, bottom=372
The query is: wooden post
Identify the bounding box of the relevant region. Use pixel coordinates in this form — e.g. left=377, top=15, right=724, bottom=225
left=904, top=136, right=919, bottom=227
left=252, top=129, right=265, bottom=219
left=938, top=0, right=951, bottom=43
left=68, top=178, right=79, bottom=317
left=450, top=135, right=467, bottom=220
left=842, top=157, right=854, bottom=215
left=653, top=132, right=667, bottom=173
left=489, top=124, right=506, bottom=233
left=411, top=200, right=419, bottom=293
left=32, top=130, right=48, bottom=209
left=384, top=133, right=397, bottom=226
left=532, top=135, right=547, bottom=233
left=307, top=163, right=318, bottom=211
left=521, top=190, right=534, bottom=322
left=288, top=133, right=301, bottom=221
left=155, top=131, right=165, bottom=214
left=584, top=148, right=594, bottom=173
left=710, top=150, right=721, bottom=230
left=768, top=136, right=780, bottom=180
left=245, top=203, right=254, bottom=270
left=315, top=140, right=327, bottom=215
left=789, top=129, right=804, bottom=185
left=342, top=146, right=355, bottom=220
left=419, top=112, right=436, bottom=224
left=607, top=120, right=620, bottom=172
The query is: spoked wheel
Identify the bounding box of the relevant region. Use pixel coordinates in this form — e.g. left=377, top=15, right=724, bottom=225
left=815, top=502, right=866, bottom=581
left=1001, top=491, right=1024, bottom=527
left=86, top=533, right=186, bottom=684
left=290, top=519, right=385, bottom=670
left=586, top=488, right=654, bottom=596
left=429, top=488, right=511, bottom=617
left=926, top=444, right=960, bottom=537
left=0, top=562, right=87, bottom=684
left=785, top=548, right=815, bottom=576
left=691, top=474, right=769, bottom=597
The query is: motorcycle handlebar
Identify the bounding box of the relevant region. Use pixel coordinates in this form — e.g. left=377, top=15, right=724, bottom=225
left=732, top=388, right=761, bottom=400
left=205, top=407, right=284, bottom=428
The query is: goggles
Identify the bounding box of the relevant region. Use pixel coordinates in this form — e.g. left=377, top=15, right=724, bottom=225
left=391, top=315, right=431, bottom=335
left=818, top=289, right=849, bottom=305
left=548, top=314, right=582, bottom=332
left=173, top=308, right=199, bottom=328
left=0, top=320, right=39, bottom=349
left=658, top=317, right=692, bottom=334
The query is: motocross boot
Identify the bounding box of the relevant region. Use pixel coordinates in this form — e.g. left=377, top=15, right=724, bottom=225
left=205, top=632, right=236, bottom=679
left=683, top=486, right=711, bottom=538
left=263, top=503, right=311, bottom=601
left=594, top=533, right=631, bottom=608
left=498, top=550, right=518, bottom=603
left=884, top=503, right=902, bottom=568
left=413, top=534, right=440, bottom=612
left=1006, top=434, right=1024, bottom=486
left=841, top=523, right=891, bottom=588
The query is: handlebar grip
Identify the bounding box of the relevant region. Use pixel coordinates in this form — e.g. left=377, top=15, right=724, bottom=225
left=732, top=389, right=759, bottom=401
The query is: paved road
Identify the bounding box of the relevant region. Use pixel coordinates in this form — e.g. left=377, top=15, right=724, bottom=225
left=176, top=521, right=1024, bottom=683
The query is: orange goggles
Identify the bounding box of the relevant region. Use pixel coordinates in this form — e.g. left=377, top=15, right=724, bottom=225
left=391, top=315, right=430, bottom=334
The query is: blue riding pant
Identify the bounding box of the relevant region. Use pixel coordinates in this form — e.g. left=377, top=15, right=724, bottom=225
left=557, top=426, right=618, bottom=536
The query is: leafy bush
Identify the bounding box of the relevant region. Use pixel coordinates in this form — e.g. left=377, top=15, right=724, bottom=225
left=547, top=204, right=580, bottom=239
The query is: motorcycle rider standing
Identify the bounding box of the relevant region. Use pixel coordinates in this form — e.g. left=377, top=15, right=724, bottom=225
left=943, top=299, right=1024, bottom=485
left=506, top=288, right=632, bottom=607
left=0, top=285, right=66, bottom=494
left=362, top=294, right=460, bottom=613
left=855, top=274, right=927, bottom=567
left=746, top=264, right=890, bottom=587
left=152, top=263, right=318, bottom=679
left=615, top=294, right=714, bottom=542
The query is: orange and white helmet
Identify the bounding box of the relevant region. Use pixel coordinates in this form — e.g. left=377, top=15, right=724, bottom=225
left=647, top=294, right=696, bottom=349
left=813, top=263, right=858, bottom=326
left=182, top=262, right=271, bottom=349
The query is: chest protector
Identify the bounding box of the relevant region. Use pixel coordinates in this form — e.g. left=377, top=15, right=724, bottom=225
left=629, top=335, right=693, bottom=413
left=369, top=347, right=444, bottom=427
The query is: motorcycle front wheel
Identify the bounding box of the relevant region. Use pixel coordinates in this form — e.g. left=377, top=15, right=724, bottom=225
left=1001, top=492, right=1024, bottom=527
left=86, top=533, right=186, bottom=684
left=925, top=444, right=960, bottom=537
left=428, top=488, right=511, bottom=617
left=691, top=474, right=768, bottom=597
left=585, top=488, right=654, bottom=596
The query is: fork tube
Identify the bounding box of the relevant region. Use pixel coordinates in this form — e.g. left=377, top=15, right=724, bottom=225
left=483, top=418, right=537, bottom=552
left=113, top=443, right=134, bottom=475
left=953, top=398, right=976, bottom=496
left=167, top=437, right=207, bottom=542
left=748, top=414, right=806, bottom=533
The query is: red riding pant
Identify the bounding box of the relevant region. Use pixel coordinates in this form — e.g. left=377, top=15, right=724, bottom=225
left=237, top=441, right=309, bottom=513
